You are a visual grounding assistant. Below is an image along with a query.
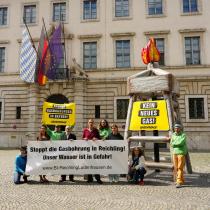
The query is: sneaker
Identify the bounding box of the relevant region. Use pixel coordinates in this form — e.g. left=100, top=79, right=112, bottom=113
left=96, top=179, right=103, bottom=184
left=70, top=178, right=75, bottom=182
left=176, top=183, right=182, bottom=188
left=139, top=180, right=144, bottom=186
left=59, top=178, right=66, bottom=182
left=87, top=179, right=93, bottom=183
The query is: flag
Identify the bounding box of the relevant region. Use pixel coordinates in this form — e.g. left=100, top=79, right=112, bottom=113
left=34, top=26, right=48, bottom=85
left=141, top=38, right=160, bottom=65
left=19, top=27, right=37, bottom=83
left=42, top=24, right=64, bottom=80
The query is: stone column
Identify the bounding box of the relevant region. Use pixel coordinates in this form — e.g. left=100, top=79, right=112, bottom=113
left=24, top=84, right=40, bottom=144
left=73, top=78, right=87, bottom=139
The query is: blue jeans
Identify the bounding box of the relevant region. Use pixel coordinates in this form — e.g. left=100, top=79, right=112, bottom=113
left=128, top=167, right=146, bottom=182
left=14, top=172, right=27, bottom=184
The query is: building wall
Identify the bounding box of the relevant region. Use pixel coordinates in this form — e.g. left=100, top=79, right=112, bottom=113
left=0, top=0, right=210, bottom=149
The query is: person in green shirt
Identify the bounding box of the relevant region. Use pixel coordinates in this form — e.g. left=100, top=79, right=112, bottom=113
left=46, top=125, right=65, bottom=141
left=169, top=123, right=188, bottom=188
left=98, top=119, right=111, bottom=140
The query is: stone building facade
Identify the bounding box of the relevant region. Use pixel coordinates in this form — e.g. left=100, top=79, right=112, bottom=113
left=0, top=0, right=210, bottom=150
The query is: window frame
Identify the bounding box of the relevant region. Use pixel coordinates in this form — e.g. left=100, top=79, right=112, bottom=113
left=114, top=96, right=130, bottom=122
left=185, top=95, right=208, bottom=122
left=184, top=36, right=201, bottom=65
left=51, top=0, right=69, bottom=23
left=0, top=98, right=5, bottom=123
left=113, top=0, right=133, bottom=20
left=0, top=5, right=9, bottom=27
left=81, top=0, right=100, bottom=22
left=82, top=41, right=98, bottom=70
left=21, top=2, right=38, bottom=26
left=180, top=0, right=201, bottom=15
left=146, top=0, right=166, bottom=18
left=0, top=46, right=6, bottom=73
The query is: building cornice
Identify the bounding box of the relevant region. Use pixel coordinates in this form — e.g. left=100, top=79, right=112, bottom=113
left=110, top=32, right=136, bottom=37
left=178, top=28, right=206, bottom=33
left=144, top=30, right=170, bottom=35
left=77, top=34, right=102, bottom=39
left=0, top=40, right=10, bottom=44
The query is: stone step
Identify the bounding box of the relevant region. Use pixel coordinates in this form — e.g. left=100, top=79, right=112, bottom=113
left=129, top=136, right=169, bottom=143
left=145, top=161, right=173, bottom=170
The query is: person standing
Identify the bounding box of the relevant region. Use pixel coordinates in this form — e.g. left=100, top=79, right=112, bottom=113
left=82, top=119, right=103, bottom=184
left=46, top=125, right=65, bottom=141
left=14, top=146, right=28, bottom=184
left=106, top=124, right=123, bottom=182
left=98, top=119, right=111, bottom=140
left=37, top=125, right=50, bottom=183
left=169, top=123, right=188, bottom=188
left=59, top=126, right=76, bottom=182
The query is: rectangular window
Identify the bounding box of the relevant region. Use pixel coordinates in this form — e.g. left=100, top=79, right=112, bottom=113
left=185, top=36, right=200, bottom=65
left=155, top=38, right=165, bottom=66
left=16, top=107, right=21, bottom=119
left=117, top=99, right=129, bottom=119
left=115, top=0, right=129, bottom=17
left=83, top=42, right=97, bottom=69
left=0, top=47, right=5, bottom=72
left=183, top=0, right=198, bottom=13
left=0, top=101, right=2, bottom=121
left=116, top=40, right=130, bottom=68
left=95, top=105, right=100, bottom=119
left=148, top=0, right=163, bottom=15
left=53, top=2, right=66, bottom=21
left=188, top=98, right=204, bottom=119
left=0, top=7, right=7, bottom=26
left=54, top=44, right=66, bottom=80
left=83, top=0, right=97, bottom=20
left=23, top=5, right=36, bottom=24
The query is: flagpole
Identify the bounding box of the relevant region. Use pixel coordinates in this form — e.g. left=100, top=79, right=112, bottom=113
left=62, top=19, right=69, bottom=80
left=23, top=18, right=39, bottom=55
left=42, top=17, right=51, bottom=46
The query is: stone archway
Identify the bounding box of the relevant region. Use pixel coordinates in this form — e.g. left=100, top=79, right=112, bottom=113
left=46, top=94, right=69, bottom=104
left=46, top=94, right=69, bottom=131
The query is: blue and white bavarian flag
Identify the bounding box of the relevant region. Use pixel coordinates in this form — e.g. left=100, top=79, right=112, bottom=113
left=20, top=27, right=37, bottom=83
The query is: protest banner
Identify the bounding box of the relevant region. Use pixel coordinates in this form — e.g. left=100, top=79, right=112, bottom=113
left=26, top=140, right=128, bottom=175
left=42, top=102, right=76, bottom=126
left=129, top=100, right=169, bottom=131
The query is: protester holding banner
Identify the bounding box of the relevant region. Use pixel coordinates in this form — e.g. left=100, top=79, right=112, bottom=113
left=14, top=146, right=29, bottom=184
left=98, top=119, right=111, bottom=140
left=46, top=125, right=65, bottom=140
left=82, top=119, right=103, bottom=184
left=37, top=125, right=50, bottom=183
left=60, top=126, right=76, bottom=182
left=106, top=124, right=123, bottom=182
left=128, top=147, right=146, bottom=185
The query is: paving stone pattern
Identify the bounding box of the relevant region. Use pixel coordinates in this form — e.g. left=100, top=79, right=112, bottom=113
left=0, top=150, right=210, bottom=210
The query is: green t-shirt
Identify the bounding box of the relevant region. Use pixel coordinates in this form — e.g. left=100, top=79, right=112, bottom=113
left=171, top=132, right=188, bottom=155
left=99, top=128, right=111, bottom=140
left=47, top=127, right=65, bottom=141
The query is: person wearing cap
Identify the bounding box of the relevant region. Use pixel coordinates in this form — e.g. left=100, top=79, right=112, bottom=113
left=14, top=146, right=29, bottom=184
left=169, top=123, right=188, bottom=188
left=59, top=126, right=77, bottom=182
left=46, top=125, right=65, bottom=141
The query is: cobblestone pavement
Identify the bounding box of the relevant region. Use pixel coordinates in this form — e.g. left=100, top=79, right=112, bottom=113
left=0, top=150, right=210, bottom=210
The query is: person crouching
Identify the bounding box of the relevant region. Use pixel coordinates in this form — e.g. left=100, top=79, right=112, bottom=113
left=128, top=147, right=146, bottom=185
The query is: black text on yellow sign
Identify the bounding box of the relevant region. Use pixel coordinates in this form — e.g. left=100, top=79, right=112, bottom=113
left=129, top=100, right=169, bottom=131
left=42, top=102, right=76, bottom=126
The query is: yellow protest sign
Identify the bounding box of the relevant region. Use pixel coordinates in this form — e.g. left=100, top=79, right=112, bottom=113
left=129, top=100, right=169, bottom=131
left=42, top=102, right=76, bottom=126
